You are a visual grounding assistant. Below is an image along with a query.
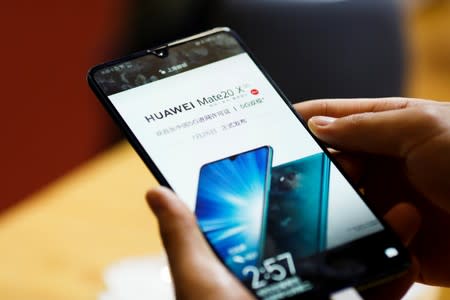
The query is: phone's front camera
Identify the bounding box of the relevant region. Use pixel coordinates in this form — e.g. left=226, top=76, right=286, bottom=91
left=150, top=47, right=169, bottom=58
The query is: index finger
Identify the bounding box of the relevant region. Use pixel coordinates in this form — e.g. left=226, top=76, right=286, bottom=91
left=294, top=98, right=422, bottom=121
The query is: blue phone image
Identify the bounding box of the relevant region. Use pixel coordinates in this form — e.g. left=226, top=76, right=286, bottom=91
left=264, top=152, right=330, bottom=260
left=195, top=146, right=273, bottom=280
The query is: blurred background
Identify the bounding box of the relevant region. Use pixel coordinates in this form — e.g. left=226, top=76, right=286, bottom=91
left=1, top=0, right=449, bottom=213
left=0, top=0, right=449, bottom=299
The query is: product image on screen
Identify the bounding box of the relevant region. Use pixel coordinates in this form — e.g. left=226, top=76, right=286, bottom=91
left=89, top=28, right=410, bottom=300
left=264, top=153, right=330, bottom=260
left=195, top=146, right=272, bottom=279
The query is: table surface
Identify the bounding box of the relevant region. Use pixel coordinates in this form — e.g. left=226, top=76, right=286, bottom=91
left=0, top=141, right=448, bottom=299
left=0, top=142, right=162, bottom=299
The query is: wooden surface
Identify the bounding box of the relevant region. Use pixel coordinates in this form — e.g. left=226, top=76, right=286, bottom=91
left=0, top=142, right=162, bottom=300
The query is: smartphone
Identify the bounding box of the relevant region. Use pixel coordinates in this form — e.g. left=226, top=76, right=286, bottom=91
left=88, top=28, right=410, bottom=299
left=265, top=153, right=330, bottom=260
left=195, top=146, right=273, bottom=281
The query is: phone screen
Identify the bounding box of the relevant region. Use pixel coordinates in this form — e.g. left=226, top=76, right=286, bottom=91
left=89, top=28, right=409, bottom=299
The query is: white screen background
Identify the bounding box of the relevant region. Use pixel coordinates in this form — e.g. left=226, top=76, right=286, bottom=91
left=109, top=53, right=382, bottom=248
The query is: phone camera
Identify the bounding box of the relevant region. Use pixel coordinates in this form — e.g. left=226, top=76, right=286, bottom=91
left=150, top=46, right=169, bottom=58
left=276, top=172, right=298, bottom=191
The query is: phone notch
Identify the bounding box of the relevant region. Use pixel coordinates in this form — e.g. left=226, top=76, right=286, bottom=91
left=148, top=45, right=169, bottom=58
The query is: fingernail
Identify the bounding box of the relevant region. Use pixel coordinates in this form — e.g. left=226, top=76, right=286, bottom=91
left=310, top=116, right=336, bottom=127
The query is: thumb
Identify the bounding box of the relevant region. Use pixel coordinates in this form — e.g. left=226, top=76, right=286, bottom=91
left=308, top=106, right=444, bottom=157
left=146, top=186, right=235, bottom=290
left=146, top=186, right=207, bottom=261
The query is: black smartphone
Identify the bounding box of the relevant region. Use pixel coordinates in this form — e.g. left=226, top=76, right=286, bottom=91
left=88, top=28, right=410, bottom=299
left=195, top=146, right=273, bottom=281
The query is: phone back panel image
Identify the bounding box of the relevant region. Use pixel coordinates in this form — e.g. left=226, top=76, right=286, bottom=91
left=265, top=153, right=330, bottom=260
left=195, top=146, right=272, bottom=280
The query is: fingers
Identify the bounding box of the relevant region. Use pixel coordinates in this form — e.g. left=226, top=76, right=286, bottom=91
left=294, top=98, right=417, bottom=121
left=146, top=187, right=228, bottom=282
left=307, top=106, right=446, bottom=157
left=384, top=203, right=421, bottom=246
left=146, top=186, right=203, bottom=257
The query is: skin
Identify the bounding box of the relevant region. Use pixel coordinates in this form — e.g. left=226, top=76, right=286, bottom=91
left=146, top=98, right=450, bottom=300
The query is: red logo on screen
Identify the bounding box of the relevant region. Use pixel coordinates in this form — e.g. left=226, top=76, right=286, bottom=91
left=250, top=89, right=259, bottom=95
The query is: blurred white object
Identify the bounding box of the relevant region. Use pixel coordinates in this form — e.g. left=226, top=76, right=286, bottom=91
left=330, top=287, right=363, bottom=300
left=99, top=254, right=175, bottom=300
left=402, top=283, right=440, bottom=300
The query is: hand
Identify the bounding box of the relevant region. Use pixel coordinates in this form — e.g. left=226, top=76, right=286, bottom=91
left=295, top=98, right=450, bottom=291
left=146, top=186, right=254, bottom=300
left=145, top=97, right=450, bottom=299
